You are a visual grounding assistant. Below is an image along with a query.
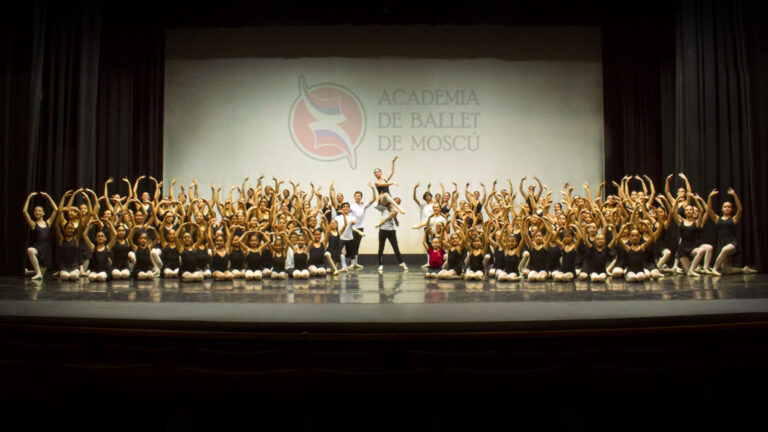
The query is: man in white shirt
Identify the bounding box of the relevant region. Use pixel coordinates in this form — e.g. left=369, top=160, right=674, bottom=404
left=412, top=182, right=436, bottom=225
left=347, top=184, right=376, bottom=269
left=334, top=202, right=356, bottom=272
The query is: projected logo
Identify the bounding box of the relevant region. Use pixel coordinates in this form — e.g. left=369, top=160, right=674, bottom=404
left=289, top=76, right=366, bottom=168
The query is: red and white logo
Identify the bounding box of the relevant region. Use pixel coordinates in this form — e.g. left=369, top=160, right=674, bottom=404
left=289, top=76, right=366, bottom=168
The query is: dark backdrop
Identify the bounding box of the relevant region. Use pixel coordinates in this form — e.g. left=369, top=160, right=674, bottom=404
left=1, top=0, right=766, bottom=275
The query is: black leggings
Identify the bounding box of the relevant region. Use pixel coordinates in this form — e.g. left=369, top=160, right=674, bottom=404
left=350, top=228, right=363, bottom=259
left=378, top=229, right=403, bottom=265
left=343, top=240, right=355, bottom=258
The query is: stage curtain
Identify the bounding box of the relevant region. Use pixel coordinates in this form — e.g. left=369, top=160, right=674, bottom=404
left=0, top=0, right=163, bottom=275
left=602, top=4, right=675, bottom=187
left=604, top=0, right=767, bottom=270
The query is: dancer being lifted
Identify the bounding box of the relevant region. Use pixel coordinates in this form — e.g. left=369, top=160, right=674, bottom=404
left=374, top=156, right=406, bottom=228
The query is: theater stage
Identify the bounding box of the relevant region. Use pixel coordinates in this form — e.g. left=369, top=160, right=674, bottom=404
left=1, top=271, right=766, bottom=332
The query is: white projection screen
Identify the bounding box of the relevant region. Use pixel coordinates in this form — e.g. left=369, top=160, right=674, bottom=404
left=164, top=26, right=604, bottom=254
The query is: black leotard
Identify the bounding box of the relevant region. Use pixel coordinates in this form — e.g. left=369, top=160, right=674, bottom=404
left=528, top=247, right=548, bottom=272
left=447, top=249, right=463, bottom=274
left=503, top=253, right=521, bottom=274
left=715, top=217, right=738, bottom=255
left=112, top=240, right=131, bottom=270
left=626, top=248, right=645, bottom=273
left=196, top=248, right=211, bottom=270
left=559, top=248, right=577, bottom=273
left=492, top=247, right=505, bottom=269
left=58, top=239, right=80, bottom=271
left=546, top=245, right=561, bottom=272
left=293, top=250, right=308, bottom=270
left=180, top=248, right=199, bottom=273
left=211, top=251, right=229, bottom=272
left=468, top=252, right=484, bottom=272
left=677, top=222, right=701, bottom=258
left=376, top=183, right=390, bottom=195
left=584, top=246, right=611, bottom=274
left=272, top=253, right=286, bottom=272
left=309, top=244, right=326, bottom=267
left=230, top=249, right=245, bottom=270
left=161, top=246, right=180, bottom=270
left=245, top=250, right=261, bottom=270
left=259, top=249, right=273, bottom=270
left=30, top=222, right=53, bottom=268
left=89, top=247, right=111, bottom=273
left=134, top=246, right=153, bottom=272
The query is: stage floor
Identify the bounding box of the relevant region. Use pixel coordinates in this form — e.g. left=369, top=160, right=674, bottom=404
left=1, top=270, right=767, bottom=331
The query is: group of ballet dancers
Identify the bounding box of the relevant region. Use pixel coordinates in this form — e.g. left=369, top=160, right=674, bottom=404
left=22, top=159, right=755, bottom=284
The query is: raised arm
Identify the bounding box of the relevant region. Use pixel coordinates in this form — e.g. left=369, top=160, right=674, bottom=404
left=616, top=224, right=630, bottom=252
left=692, top=194, right=707, bottom=228
left=241, top=177, right=250, bottom=202
left=367, top=182, right=376, bottom=206
left=729, top=188, right=743, bottom=224
left=413, top=182, right=421, bottom=206
left=706, top=189, right=719, bottom=223
left=23, top=192, right=38, bottom=229
left=385, top=156, right=398, bottom=181
left=664, top=173, right=675, bottom=203
left=595, top=181, right=606, bottom=205
left=340, top=214, right=349, bottom=236
left=521, top=217, right=533, bottom=249
left=133, top=175, right=145, bottom=200
left=147, top=226, right=160, bottom=249
left=679, top=173, right=692, bottom=195
left=533, top=176, right=543, bottom=202
left=643, top=175, right=656, bottom=205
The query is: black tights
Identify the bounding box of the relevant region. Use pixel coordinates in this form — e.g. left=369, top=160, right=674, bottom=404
left=378, top=229, right=403, bottom=265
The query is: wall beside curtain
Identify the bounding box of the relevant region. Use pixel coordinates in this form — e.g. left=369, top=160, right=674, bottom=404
left=603, top=0, right=768, bottom=270
left=0, top=0, right=163, bottom=275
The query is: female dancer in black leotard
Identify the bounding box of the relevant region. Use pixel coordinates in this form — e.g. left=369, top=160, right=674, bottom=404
left=157, top=227, right=180, bottom=279
left=616, top=225, right=654, bottom=283
left=177, top=222, right=204, bottom=282
left=240, top=230, right=270, bottom=281
left=495, top=233, right=525, bottom=282
left=286, top=228, right=310, bottom=279
left=652, top=196, right=676, bottom=272
left=270, top=234, right=289, bottom=280
left=307, top=225, right=336, bottom=277
left=82, top=220, right=115, bottom=282
left=373, top=156, right=406, bottom=228
left=23, top=191, right=58, bottom=279
left=464, top=226, right=490, bottom=281
left=55, top=221, right=83, bottom=281
left=706, top=188, right=755, bottom=275
left=671, top=194, right=712, bottom=276
left=227, top=229, right=246, bottom=280
left=551, top=225, right=582, bottom=282
left=131, top=227, right=159, bottom=280
left=437, top=233, right=464, bottom=280
left=209, top=228, right=234, bottom=282
left=521, top=216, right=554, bottom=282
left=576, top=223, right=617, bottom=283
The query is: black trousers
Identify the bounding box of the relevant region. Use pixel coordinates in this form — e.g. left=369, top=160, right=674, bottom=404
left=343, top=240, right=355, bottom=258
left=350, top=228, right=363, bottom=259
left=378, top=229, right=403, bottom=265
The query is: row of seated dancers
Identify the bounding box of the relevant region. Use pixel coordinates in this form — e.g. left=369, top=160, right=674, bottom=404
left=22, top=170, right=754, bottom=283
